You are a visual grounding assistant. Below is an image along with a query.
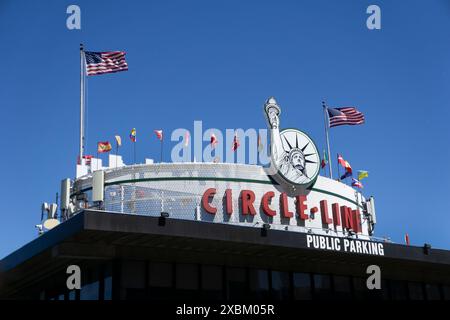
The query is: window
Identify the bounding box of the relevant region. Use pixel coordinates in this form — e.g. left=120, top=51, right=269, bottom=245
left=333, top=275, right=352, bottom=300
left=80, top=266, right=100, bottom=300
left=149, top=262, right=173, bottom=287
left=176, top=264, right=199, bottom=290
left=121, top=260, right=146, bottom=300
left=175, top=264, right=199, bottom=300
left=313, top=274, right=332, bottom=300
left=390, top=280, right=408, bottom=300
left=293, top=273, right=312, bottom=300
left=442, top=286, right=450, bottom=300
left=148, top=262, right=174, bottom=300
left=80, top=281, right=99, bottom=300
left=271, top=271, right=290, bottom=300
left=249, top=269, right=269, bottom=300
left=104, top=276, right=112, bottom=300
left=201, top=265, right=223, bottom=300
left=103, top=263, right=113, bottom=300
left=408, top=282, right=424, bottom=300
left=226, top=267, right=247, bottom=300
left=425, top=284, right=441, bottom=300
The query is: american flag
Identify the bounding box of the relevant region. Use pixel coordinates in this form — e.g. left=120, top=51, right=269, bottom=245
left=327, top=107, right=365, bottom=128
left=84, top=51, right=128, bottom=76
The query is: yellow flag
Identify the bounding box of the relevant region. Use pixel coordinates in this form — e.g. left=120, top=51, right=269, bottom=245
left=358, top=170, right=369, bottom=181
left=115, top=135, right=122, bottom=147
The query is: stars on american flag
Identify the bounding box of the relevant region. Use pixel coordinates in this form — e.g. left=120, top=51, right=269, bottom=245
left=84, top=51, right=128, bottom=76
left=327, top=107, right=365, bottom=128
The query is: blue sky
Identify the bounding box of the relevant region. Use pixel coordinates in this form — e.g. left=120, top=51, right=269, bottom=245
left=0, top=0, right=449, bottom=258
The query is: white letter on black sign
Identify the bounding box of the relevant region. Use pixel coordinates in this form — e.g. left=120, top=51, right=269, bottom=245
left=366, top=265, right=381, bottom=290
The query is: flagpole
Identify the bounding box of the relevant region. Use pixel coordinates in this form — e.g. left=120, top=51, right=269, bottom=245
left=160, top=138, right=163, bottom=162
left=134, top=142, right=136, bottom=164
left=79, top=44, right=85, bottom=164
left=322, top=101, right=333, bottom=179
left=116, top=142, right=119, bottom=168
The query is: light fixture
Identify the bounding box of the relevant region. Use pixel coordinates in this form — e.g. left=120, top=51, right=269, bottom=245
left=261, top=223, right=270, bottom=237
left=160, top=212, right=170, bottom=218
left=159, top=212, right=169, bottom=226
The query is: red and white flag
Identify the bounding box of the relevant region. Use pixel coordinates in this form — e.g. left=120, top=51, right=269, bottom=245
left=210, top=133, right=218, bottom=148
left=154, top=130, right=163, bottom=141
left=405, top=233, right=410, bottom=246
left=337, top=154, right=346, bottom=167
left=184, top=131, right=190, bottom=147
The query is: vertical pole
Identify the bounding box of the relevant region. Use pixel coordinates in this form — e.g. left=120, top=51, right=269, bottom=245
left=160, top=139, right=163, bottom=162
left=79, top=44, right=85, bottom=164
left=134, top=143, right=136, bottom=164
left=322, top=102, right=333, bottom=179
left=116, top=143, right=119, bottom=168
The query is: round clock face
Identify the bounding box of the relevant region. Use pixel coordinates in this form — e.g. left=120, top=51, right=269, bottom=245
left=273, top=129, right=321, bottom=187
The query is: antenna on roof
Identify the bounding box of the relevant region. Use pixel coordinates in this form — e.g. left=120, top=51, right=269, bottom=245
left=39, top=202, right=60, bottom=234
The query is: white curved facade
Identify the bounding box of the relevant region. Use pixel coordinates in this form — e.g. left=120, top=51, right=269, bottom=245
left=71, top=163, right=374, bottom=239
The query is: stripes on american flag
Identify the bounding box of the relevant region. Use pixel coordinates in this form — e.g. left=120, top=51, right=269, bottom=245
left=84, top=51, right=128, bottom=76
left=327, top=107, right=365, bottom=128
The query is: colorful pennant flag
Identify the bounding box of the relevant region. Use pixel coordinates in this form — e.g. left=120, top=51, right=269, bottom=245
left=154, top=130, right=163, bottom=141
left=257, top=134, right=264, bottom=153
left=129, top=128, right=136, bottom=142
left=321, top=150, right=328, bottom=169
left=351, top=178, right=363, bottom=189
left=341, top=171, right=352, bottom=180
left=115, top=135, right=122, bottom=147
left=184, top=131, right=190, bottom=147
left=337, top=154, right=353, bottom=179
left=210, top=133, right=218, bottom=148
left=232, top=132, right=240, bottom=152
left=337, top=154, right=346, bottom=167
left=327, top=107, right=365, bottom=128
left=405, top=233, right=410, bottom=246
left=97, top=141, right=112, bottom=153
left=358, top=170, right=369, bottom=181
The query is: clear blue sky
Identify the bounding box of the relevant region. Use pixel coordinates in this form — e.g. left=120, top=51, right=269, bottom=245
left=0, top=0, right=449, bottom=258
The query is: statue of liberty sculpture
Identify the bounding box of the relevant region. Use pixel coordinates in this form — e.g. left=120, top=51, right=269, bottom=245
left=264, top=97, right=314, bottom=185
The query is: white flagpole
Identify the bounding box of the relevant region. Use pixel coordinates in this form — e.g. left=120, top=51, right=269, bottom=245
left=79, top=44, right=85, bottom=163
left=322, top=101, right=333, bottom=179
